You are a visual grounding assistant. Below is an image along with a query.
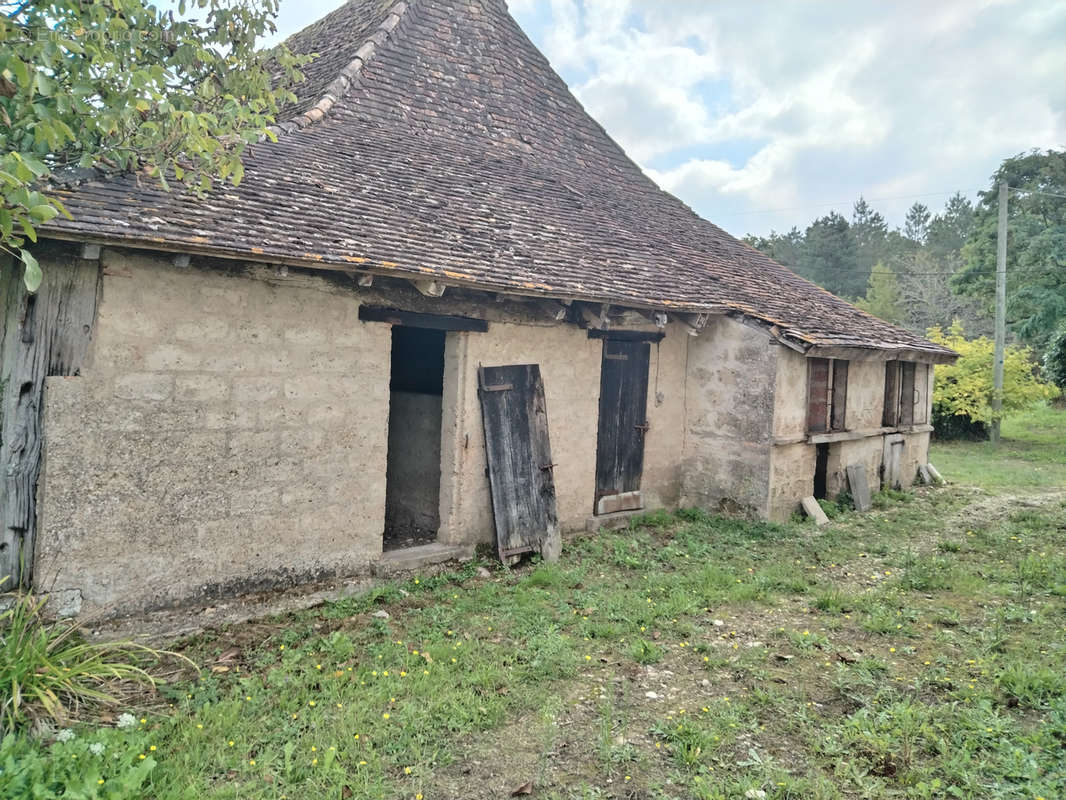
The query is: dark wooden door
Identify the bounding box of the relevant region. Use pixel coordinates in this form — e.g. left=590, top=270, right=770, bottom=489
left=478, top=364, right=559, bottom=561
left=594, top=339, right=650, bottom=513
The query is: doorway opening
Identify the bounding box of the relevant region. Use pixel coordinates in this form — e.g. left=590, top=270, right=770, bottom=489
left=384, top=326, right=445, bottom=551
left=814, top=443, right=829, bottom=500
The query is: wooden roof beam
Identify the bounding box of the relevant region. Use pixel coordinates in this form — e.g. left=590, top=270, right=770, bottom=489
left=673, top=311, right=710, bottom=336
left=581, top=302, right=610, bottom=330
left=539, top=301, right=568, bottom=321
left=412, top=279, right=446, bottom=297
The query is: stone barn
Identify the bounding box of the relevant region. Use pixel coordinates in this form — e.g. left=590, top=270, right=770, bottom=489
left=0, top=0, right=955, bottom=617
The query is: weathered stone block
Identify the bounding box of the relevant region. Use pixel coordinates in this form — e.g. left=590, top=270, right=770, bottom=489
left=233, top=376, right=282, bottom=402
left=175, top=317, right=231, bottom=342
left=113, top=372, right=174, bottom=401
left=144, top=344, right=205, bottom=371
left=199, top=284, right=248, bottom=311
left=283, top=327, right=327, bottom=346
left=175, top=374, right=230, bottom=402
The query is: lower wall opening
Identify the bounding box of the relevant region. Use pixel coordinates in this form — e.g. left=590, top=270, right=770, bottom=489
left=814, top=443, right=829, bottom=500
left=384, top=326, right=445, bottom=551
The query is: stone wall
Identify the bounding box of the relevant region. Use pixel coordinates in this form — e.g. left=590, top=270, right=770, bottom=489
left=35, top=250, right=392, bottom=615
left=28, top=245, right=943, bottom=616
left=681, top=317, right=778, bottom=517
left=440, top=321, right=688, bottom=543
left=768, top=348, right=939, bottom=520
left=32, top=250, right=691, bottom=615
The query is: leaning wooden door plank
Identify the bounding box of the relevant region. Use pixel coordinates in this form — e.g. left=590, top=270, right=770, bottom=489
left=0, top=254, right=101, bottom=588
left=881, top=434, right=904, bottom=491
left=478, top=364, right=560, bottom=562
left=846, top=463, right=872, bottom=512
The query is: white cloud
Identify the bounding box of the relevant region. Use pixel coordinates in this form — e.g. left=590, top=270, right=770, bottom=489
left=510, top=0, right=1066, bottom=235
left=273, top=0, right=1064, bottom=236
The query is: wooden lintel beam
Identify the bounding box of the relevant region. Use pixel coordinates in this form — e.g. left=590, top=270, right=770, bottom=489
left=358, top=305, right=487, bottom=332
left=412, top=279, right=446, bottom=297
left=587, top=329, right=665, bottom=343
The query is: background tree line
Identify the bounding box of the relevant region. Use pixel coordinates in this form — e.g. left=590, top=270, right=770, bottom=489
left=743, top=149, right=1066, bottom=373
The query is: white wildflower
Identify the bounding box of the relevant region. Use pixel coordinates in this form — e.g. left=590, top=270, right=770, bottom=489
left=744, top=791, right=767, bottom=800
left=89, top=742, right=106, bottom=756
left=55, top=729, right=75, bottom=742
left=116, top=713, right=137, bottom=729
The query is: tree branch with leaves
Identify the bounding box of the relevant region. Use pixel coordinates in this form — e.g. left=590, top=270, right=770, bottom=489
left=0, top=0, right=309, bottom=290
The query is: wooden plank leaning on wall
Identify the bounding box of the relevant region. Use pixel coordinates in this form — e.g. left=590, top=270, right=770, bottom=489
left=0, top=244, right=101, bottom=590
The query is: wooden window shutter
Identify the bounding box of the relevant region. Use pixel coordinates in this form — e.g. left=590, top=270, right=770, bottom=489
left=914, top=364, right=930, bottom=425
left=900, top=362, right=916, bottom=426
left=830, top=360, right=849, bottom=431
left=882, top=361, right=899, bottom=426
left=807, top=358, right=830, bottom=433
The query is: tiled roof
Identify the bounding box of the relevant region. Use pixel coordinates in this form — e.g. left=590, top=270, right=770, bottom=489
left=42, top=0, right=954, bottom=360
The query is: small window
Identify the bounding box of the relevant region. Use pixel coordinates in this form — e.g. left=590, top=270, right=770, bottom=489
left=884, top=361, right=928, bottom=427
left=807, top=358, right=849, bottom=433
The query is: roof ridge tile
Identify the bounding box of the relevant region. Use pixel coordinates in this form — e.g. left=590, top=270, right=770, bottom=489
left=267, top=0, right=411, bottom=138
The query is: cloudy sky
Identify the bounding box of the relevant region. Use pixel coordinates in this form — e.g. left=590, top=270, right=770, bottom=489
left=271, top=0, right=1065, bottom=237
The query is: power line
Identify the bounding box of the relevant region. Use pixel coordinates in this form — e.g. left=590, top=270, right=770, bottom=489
left=718, top=184, right=1064, bottom=223
left=1008, top=187, right=1066, bottom=200
left=715, top=188, right=983, bottom=218
left=773, top=266, right=993, bottom=277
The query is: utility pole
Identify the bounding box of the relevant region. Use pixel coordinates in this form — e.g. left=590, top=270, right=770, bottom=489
left=990, top=181, right=1008, bottom=444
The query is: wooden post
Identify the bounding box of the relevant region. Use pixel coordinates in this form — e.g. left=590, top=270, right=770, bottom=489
left=0, top=251, right=101, bottom=589
left=991, top=181, right=1007, bottom=445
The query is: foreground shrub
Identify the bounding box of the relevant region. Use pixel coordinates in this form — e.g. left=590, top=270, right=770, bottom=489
left=0, top=592, right=163, bottom=733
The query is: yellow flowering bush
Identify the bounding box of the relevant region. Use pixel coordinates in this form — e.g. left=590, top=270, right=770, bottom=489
left=927, top=322, right=1059, bottom=438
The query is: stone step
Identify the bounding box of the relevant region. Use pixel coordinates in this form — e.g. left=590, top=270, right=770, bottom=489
left=375, top=542, right=472, bottom=574
left=585, top=508, right=645, bottom=533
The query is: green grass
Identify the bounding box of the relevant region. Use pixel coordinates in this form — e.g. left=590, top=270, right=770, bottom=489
left=931, top=403, right=1066, bottom=492
left=5, top=407, right=1066, bottom=799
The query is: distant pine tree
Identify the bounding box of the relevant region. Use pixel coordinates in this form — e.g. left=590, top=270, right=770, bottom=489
left=855, top=263, right=904, bottom=324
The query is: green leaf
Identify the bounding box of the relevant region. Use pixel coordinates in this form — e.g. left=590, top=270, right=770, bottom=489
left=34, top=72, right=54, bottom=97
left=21, top=249, right=42, bottom=293
left=20, top=155, right=49, bottom=178
left=19, top=216, right=37, bottom=243
left=29, top=204, right=59, bottom=222
left=50, top=195, right=73, bottom=221
left=10, top=58, right=29, bottom=89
